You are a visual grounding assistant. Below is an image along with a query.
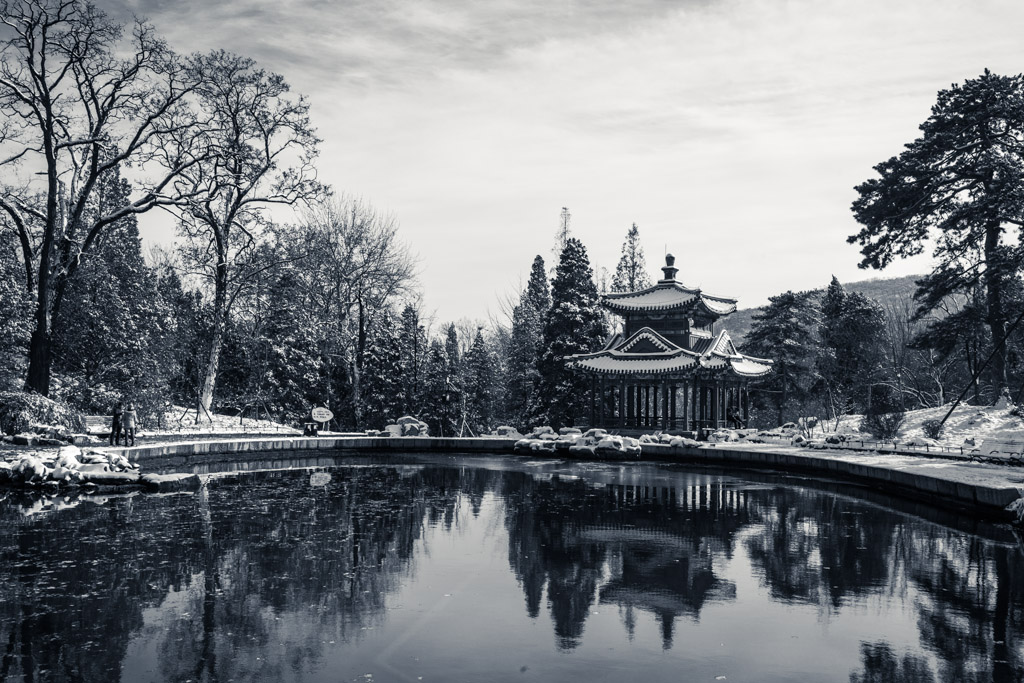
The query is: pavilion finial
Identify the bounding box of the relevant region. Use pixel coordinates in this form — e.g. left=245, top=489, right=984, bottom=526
left=661, top=253, right=678, bottom=282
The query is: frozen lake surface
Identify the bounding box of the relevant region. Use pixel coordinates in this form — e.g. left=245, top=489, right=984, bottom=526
left=1, top=454, right=1021, bottom=682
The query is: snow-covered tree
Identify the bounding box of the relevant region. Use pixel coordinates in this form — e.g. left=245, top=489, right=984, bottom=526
left=850, top=70, right=1024, bottom=400
left=51, top=168, right=170, bottom=417
left=745, top=291, right=818, bottom=426
left=611, top=223, right=652, bottom=293
left=465, top=329, right=497, bottom=433
left=398, top=303, right=428, bottom=416
left=0, top=228, right=31, bottom=390
left=506, top=255, right=549, bottom=428
left=535, top=238, right=607, bottom=429
left=359, top=311, right=405, bottom=429
left=421, top=338, right=462, bottom=436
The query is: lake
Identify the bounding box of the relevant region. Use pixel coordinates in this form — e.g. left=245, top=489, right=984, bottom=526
left=0, top=454, right=1021, bottom=682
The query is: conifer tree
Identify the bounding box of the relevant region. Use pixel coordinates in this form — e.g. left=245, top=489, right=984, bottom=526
left=398, top=304, right=428, bottom=416
left=421, top=339, right=461, bottom=436
left=611, top=223, right=652, bottom=293
left=0, top=231, right=31, bottom=390
left=465, top=329, right=497, bottom=433
left=850, top=70, right=1024, bottom=400
left=52, top=168, right=169, bottom=415
left=359, top=311, right=405, bottom=429
left=535, top=238, right=608, bottom=429
left=745, top=291, right=818, bottom=426
left=506, top=255, right=550, bottom=428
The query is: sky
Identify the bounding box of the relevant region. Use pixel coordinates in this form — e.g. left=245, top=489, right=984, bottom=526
left=109, top=0, right=1024, bottom=324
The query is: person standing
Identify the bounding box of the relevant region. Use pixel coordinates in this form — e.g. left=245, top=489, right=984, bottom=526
left=122, top=403, right=138, bottom=447
left=110, top=403, right=124, bottom=446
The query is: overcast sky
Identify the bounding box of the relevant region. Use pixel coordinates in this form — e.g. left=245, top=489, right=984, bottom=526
left=110, top=0, right=1024, bottom=323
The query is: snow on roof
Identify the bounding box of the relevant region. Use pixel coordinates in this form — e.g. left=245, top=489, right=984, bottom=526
left=603, top=282, right=737, bottom=315
left=729, top=357, right=773, bottom=377
left=571, top=355, right=699, bottom=374
left=617, top=327, right=682, bottom=353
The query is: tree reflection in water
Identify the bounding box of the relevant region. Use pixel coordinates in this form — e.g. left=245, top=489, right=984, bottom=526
left=0, top=460, right=1020, bottom=682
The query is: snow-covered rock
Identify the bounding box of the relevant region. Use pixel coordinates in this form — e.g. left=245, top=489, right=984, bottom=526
left=708, top=429, right=739, bottom=443
left=495, top=426, right=522, bottom=438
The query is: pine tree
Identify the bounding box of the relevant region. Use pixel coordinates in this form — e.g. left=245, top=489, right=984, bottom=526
left=0, top=230, right=31, bottom=390
left=359, top=310, right=405, bottom=429
left=421, top=339, right=461, bottom=436
left=506, top=255, right=549, bottom=428
left=611, top=223, right=652, bottom=293
left=745, top=291, right=818, bottom=426
left=465, top=329, right=497, bottom=433
left=550, top=207, right=572, bottom=278
left=535, top=238, right=608, bottom=429
left=398, top=303, right=428, bottom=416
left=52, top=167, right=170, bottom=416
left=850, top=70, right=1024, bottom=400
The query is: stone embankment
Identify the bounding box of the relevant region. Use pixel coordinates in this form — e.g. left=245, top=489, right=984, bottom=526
left=93, top=434, right=1024, bottom=524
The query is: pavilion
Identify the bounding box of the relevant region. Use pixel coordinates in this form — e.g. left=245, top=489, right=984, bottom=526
left=566, top=254, right=771, bottom=436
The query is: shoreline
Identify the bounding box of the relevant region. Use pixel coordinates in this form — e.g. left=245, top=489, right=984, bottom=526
left=93, top=435, right=1024, bottom=524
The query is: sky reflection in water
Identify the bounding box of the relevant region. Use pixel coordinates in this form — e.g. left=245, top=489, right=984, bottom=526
left=0, top=455, right=1021, bottom=682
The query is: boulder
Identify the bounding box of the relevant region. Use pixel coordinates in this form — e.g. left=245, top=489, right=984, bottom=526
left=669, top=436, right=702, bottom=448
left=401, top=420, right=429, bottom=436
left=558, top=427, right=582, bottom=436
left=708, top=430, right=739, bottom=443
left=11, top=434, right=38, bottom=446
left=384, top=424, right=403, bottom=437
left=396, top=415, right=421, bottom=426
left=529, top=426, right=555, bottom=437
left=582, top=428, right=607, bottom=439
left=495, top=426, right=522, bottom=437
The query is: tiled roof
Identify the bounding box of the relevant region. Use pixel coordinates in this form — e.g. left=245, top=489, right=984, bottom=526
left=603, top=282, right=737, bottom=315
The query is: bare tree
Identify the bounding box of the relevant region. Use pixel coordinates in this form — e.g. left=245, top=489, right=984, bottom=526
left=275, top=196, right=416, bottom=424
left=172, top=50, right=324, bottom=418
left=0, top=0, right=209, bottom=395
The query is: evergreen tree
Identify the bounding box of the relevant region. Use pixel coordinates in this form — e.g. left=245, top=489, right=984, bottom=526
left=359, top=311, right=405, bottom=429
left=535, top=238, right=608, bottom=429
left=611, top=223, right=652, bottom=293
left=421, top=339, right=461, bottom=436
left=465, top=329, right=497, bottom=433
left=51, top=168, right=169, bottom=416
left=506, top=255, right=549, bottom=428
left=850, top=70, right=1024, bottom=400
left=398, top=303, right=428, bottom=416
left=0, top=230, right=31, bottom=390
left=745, top=291, right=818, bottom=426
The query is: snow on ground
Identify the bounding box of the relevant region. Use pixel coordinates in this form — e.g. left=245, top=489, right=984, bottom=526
left=822, top=403, right=1024, bottom=449
left=138, top=406, right=301, bottom=437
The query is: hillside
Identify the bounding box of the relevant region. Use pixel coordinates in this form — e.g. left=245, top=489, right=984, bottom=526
left=724, top=274, right=922, bottom=344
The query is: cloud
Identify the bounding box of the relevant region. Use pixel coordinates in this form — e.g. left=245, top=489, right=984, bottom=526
left=111, top=0, right=1024, bottom=321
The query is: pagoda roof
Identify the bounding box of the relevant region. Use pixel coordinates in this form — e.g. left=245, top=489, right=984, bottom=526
left=566, top=327, right=772, bottom=377
left=602, top=281, right=737, bottom=316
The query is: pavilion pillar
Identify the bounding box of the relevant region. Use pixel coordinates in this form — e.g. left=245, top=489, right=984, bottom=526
left=626, top=383, right=633, bottom=428
left=599, top=376, right=606, bottom=426
left=743, top=384, right=750, bottom=425
left=618, top=378, right=625, bottom=428
left=644, top=383, right=651, bottom=429
left=589, top=376, right=596, bottom=427
left=670, top=384, right=677, bottom=430
left=711, top=381, right=719, bottom=429
left=682, top=380, right=689, bottom=432
left=661, top=381, right=669, bottom=431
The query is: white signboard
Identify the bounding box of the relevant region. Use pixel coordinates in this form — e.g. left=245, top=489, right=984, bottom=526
left=310, top=407, right=334, bottom=423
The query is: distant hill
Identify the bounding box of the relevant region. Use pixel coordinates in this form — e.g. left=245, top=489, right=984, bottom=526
left=724, top=274, right=922, bottom=344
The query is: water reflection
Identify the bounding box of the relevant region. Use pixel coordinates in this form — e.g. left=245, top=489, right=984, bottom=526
left=0, top=458, right=1020, bottom=682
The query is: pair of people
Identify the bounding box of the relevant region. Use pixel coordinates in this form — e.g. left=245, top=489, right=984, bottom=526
left=110, top=402, right=138, bottom=446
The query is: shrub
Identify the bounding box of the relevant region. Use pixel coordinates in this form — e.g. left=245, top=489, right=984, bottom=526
left=860, top=410, right=905, bottom=441
left=0, top=391, right=85, bottom=435
left=921, top=419, right=944, bottom=439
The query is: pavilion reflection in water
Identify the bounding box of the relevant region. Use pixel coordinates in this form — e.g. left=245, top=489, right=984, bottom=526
left=0, top=460, right=1020, bottom=682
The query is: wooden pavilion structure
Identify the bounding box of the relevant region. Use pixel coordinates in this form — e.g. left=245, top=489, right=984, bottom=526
left=567, top=254, right=771, bottom=436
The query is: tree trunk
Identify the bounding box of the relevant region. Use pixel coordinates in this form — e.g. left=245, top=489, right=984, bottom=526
left=983, top=221, right=1010, bottom=398
left=198, top=264, right=229, bottom=419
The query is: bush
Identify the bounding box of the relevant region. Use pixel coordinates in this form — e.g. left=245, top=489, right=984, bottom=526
left=922, top=418, right=944, bottom=439
left=0, top=391, right=85, bottom=435
left=860, top=410, right=905, bottom=441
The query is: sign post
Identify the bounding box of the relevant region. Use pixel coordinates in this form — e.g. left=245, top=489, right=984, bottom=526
left=310, top=407, right=334, bottom=434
